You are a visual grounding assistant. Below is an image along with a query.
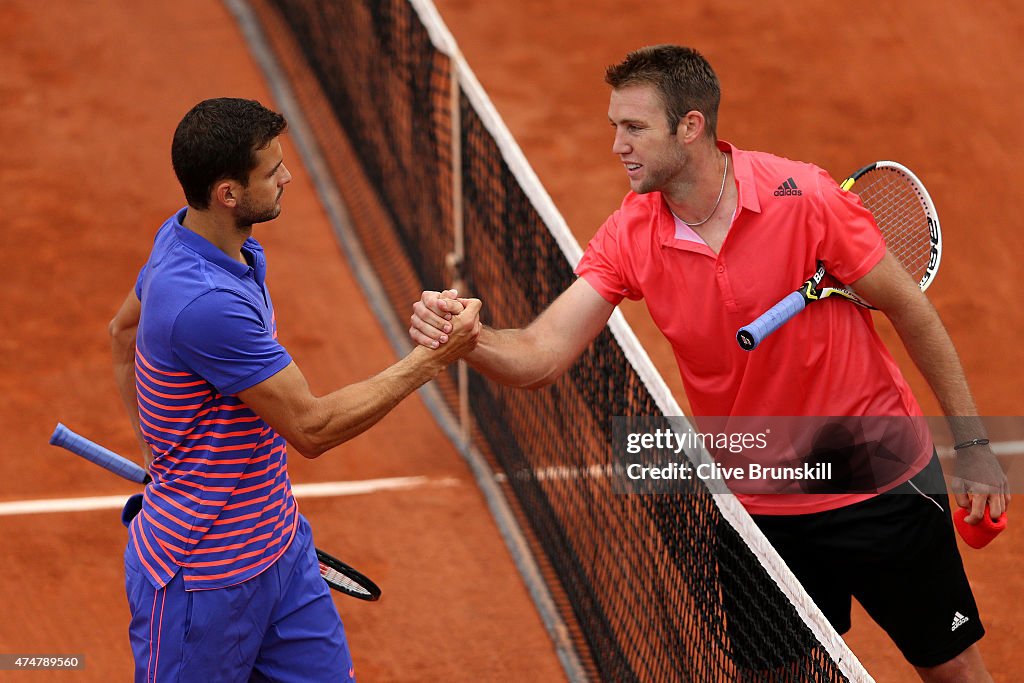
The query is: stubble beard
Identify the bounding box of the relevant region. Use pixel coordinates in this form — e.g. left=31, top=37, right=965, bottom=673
left=235, top=193, right=282, bottom=229
left=632, top=147, right=687, bottom=195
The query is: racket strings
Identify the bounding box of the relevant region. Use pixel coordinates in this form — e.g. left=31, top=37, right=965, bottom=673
left=855, top=170, right=933, bottom=284
left=320, top=561, right=373, bottom=596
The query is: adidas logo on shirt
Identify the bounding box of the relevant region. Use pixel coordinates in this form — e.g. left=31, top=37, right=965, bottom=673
left=951, top=611, right=970, bottom=632
left=774, top=177, right=802, bottom=196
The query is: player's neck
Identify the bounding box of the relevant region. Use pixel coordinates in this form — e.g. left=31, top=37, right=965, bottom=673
left=663, top=150, right=735, bottom=253
left=181, top=207, right=252, bottom=265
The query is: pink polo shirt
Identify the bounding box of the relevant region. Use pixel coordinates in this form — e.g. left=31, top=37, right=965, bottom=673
left=576, top=142, right=932, bottom=514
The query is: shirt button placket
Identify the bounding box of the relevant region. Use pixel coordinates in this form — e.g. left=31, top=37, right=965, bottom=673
left=716, top=261, right=739, bottom=310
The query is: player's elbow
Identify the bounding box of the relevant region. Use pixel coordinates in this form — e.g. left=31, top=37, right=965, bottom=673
left=291, top=434, right=329, bottom=459
left=108, top=316, right=134, bottom=348
left=292, top=430, right=331, bottom=459
left=290, top=409, right=333, bottom=459
left=290, top=439, right=323, bottom=459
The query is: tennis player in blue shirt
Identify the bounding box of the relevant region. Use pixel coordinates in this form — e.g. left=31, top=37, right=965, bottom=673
left=108, top=98, right=481, bottom=682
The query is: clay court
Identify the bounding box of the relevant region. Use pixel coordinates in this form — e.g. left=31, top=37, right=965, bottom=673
left=2, top=0, right=1021, bottom=681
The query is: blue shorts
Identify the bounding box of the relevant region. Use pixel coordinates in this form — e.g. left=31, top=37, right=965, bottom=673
left=125, top=514, right=354, bottom=682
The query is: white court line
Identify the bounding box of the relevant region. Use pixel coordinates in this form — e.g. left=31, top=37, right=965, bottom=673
left=0, top=476, right=460, bottom=517
left=992, top=440, right=1024, bottom=455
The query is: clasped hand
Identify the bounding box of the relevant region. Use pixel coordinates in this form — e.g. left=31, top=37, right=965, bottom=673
left=410, top=289, right=470, bottom=350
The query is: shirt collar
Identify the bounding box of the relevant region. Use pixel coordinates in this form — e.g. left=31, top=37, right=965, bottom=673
left=657, top=140, right=762, bottom=253
left=718, top=140, right=761, bottom=215
left=171, top=207, right=267, bottom=285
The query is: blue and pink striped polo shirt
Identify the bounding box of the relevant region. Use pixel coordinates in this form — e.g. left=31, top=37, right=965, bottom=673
left=130, top=207, right=298, bottom=590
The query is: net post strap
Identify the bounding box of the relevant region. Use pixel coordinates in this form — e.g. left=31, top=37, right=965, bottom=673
left=448, top=62, right=471, bottom=446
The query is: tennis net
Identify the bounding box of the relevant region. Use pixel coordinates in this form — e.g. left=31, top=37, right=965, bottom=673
left=234, top=0, right=872, bottom=680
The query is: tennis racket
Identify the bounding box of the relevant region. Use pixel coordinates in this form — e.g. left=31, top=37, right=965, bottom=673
left=48, top=422, right=381, bottom=601
left=736, top=161, right=941, bottom=350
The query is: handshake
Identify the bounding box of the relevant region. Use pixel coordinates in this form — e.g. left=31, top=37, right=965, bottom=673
left=409, top=289, right=481, bottom=361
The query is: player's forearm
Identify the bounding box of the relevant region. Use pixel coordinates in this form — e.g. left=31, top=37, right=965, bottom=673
left=466, top=325, right=567, bottom=389
left=410, top=280, right=609, bottom=389
left=297, top=346, right=449, bottom=457
left=890, top=299, right=1010, bottom=506
left=887, top=297, right=985, bottom=440
left=254, top=299, right=481, bottom=458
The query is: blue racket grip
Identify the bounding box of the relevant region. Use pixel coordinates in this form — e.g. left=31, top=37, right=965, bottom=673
left=49, top=423, right=150, bottom=484
left=736, top=291, right=807, bottom=350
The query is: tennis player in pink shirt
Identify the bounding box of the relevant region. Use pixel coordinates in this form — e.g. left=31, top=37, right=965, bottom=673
left=410, top=45, right=1007, bottom=682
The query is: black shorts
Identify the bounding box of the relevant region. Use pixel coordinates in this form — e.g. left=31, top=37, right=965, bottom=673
left=750, top=452, right=984, bottom=668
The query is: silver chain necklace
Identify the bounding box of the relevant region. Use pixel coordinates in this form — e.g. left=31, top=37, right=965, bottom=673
left=679, top=152, right=729, bottom=227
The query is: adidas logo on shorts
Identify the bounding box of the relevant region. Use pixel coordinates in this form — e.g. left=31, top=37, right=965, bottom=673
left=951, top=611, right=970, bottom=632
left=774, top=177, right=802, bottom=197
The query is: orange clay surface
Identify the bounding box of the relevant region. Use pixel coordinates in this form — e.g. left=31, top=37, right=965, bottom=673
left=2, top=0, right=1021, bottom=681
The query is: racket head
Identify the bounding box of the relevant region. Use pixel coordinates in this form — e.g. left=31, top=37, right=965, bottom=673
left=842, top=161, right=942, bottom=291
left=316, top=548, right=381, bottom=602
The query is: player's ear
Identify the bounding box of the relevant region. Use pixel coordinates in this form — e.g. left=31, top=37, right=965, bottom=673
left=676, top=110, right=705, bottom=144
left=213, top=180, right=239, bottom=209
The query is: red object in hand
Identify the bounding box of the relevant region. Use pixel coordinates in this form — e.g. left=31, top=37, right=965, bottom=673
left=953, top=505, right=1007, bottom=549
